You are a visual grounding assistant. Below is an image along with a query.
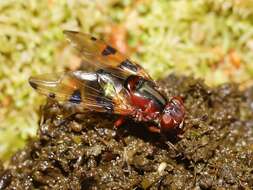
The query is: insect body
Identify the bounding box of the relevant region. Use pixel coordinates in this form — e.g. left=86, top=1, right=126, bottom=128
left=29, top=31, right=185, bottom=134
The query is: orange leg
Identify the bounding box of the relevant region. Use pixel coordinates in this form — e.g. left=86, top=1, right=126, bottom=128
left=114, top=116, right=126, bottom=129
left=147, top=125, right=161, bottom=133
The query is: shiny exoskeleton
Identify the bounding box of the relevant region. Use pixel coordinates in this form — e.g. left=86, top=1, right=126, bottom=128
left=29, top=31, right=185, bottom=135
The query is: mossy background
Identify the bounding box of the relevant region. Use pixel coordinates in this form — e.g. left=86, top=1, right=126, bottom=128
left=0, top=0, right=253, bottom=161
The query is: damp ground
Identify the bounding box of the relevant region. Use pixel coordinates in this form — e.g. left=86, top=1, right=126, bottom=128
left=0, top=75, right=252, bottom=189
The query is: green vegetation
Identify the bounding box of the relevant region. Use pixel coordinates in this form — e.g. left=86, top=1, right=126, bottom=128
left=0, top=0, right=253, bottom=160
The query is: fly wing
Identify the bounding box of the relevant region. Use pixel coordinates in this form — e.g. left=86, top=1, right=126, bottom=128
left=29, top=71, right=134, bottom=115
left=64, top=30, right=152, bottom=80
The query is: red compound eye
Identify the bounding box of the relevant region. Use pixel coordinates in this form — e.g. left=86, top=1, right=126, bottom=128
left=171, top=96, right=184, bottom=105
left=160, top=113, right=174, bottom=131
left=160, top=96, right=185, bottom=133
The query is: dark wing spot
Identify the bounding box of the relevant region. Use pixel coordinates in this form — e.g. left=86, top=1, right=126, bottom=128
left=101, top=45, right=116, bottom=56
left=119, top=59, right=138, bottom=72
left=69, top=90, right=81, bottom=104
left=29, top=80, right=38, bottom=90
left=91, top=36, right=97, bottom=41
left=96, top=96, right=114, bottom=113
left=48, top=93, right=56, bottom=99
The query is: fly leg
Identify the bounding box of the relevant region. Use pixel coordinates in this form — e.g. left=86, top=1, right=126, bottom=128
left=114, top=116, right=126, bottom=129
left=147, top=125, right=160, bottom=133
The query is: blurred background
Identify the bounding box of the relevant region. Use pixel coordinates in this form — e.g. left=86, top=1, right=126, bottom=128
left=0, top=0, right=253, bottom=161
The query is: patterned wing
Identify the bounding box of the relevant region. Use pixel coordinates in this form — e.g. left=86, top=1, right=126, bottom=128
left=29, top=71, right=134, bottom=115
left=64, top=30, right=152, bottom=80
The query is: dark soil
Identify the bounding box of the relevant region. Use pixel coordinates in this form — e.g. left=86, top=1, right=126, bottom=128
left=1, top=75, right=253, bottom=190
